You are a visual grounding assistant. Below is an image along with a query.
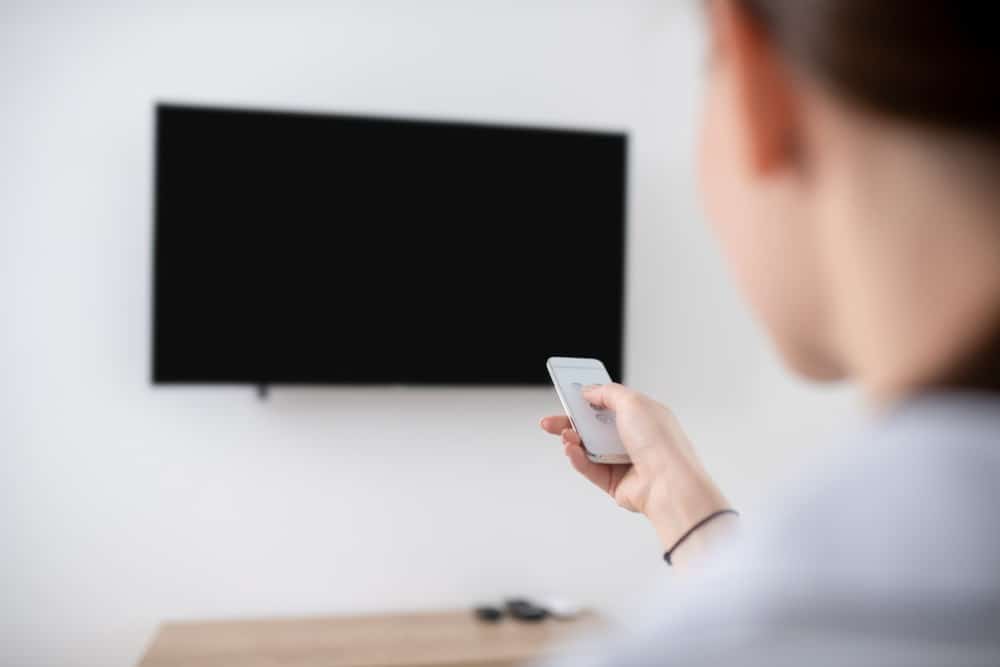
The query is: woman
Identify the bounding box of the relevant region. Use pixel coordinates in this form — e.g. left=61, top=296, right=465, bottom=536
left=540, top=1, right=1000, bottom=663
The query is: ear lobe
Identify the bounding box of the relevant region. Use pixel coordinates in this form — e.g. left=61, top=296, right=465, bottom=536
left=713, top=0, right=801, bottom=175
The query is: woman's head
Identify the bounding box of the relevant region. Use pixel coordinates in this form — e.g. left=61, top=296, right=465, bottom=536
left=698, top=0, right=1000, bottom=394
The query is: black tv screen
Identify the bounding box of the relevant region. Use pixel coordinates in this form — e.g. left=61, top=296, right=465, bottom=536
left=152, top=104, right=627, bottom=385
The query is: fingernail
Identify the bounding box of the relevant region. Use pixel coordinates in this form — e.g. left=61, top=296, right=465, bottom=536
left=582, top=384, right=599, bottom=391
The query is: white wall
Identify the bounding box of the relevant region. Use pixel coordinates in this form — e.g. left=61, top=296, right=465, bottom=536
left=1, top=2, right=855, bottom=666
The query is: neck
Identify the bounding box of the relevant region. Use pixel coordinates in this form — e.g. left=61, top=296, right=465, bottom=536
left=818, top=121, right=1000, bottom=408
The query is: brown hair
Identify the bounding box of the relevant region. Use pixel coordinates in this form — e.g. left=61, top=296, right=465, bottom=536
left=736, top=0, right=1000, bottom=392
left=736, top=1, right=1000, bottom=139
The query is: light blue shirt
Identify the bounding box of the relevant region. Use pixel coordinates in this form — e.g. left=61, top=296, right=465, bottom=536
left=548, top=392, right=1000, bottom=666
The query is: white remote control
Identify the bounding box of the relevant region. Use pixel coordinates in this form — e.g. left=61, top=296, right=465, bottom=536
left=546, top=357, right=630, bottom=464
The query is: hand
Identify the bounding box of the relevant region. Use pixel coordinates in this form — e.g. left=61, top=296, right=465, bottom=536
left=540, top=383, right=733, bottom=559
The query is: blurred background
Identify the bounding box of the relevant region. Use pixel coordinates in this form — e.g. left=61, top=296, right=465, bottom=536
left=2, top=2, right=854, bottom=666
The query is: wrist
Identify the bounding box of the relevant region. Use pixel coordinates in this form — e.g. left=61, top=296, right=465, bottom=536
left=643, top=465, right=730, bottom=552
left=663, top=509, right=739, bottom=566
left=668, top=511, right=740, bottom=570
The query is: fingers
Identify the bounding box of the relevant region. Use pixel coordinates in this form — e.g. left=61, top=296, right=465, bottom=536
left=545, top=422, right=616, bottom=496
left=561, top=429, right=612, bottom=493
left=581, top=382, right=633, bottom=411
left=561, top=427, right=581, bottom=446
left=539, top=415, right=572, bottom=435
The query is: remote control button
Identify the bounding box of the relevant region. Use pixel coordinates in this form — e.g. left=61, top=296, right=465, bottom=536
left=571, top=382, right=583, bottom=390
left=595, top=413, right=615, bottom=424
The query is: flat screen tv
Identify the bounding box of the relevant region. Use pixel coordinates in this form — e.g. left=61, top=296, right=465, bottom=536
left=152, top=104, right=627, bottom=386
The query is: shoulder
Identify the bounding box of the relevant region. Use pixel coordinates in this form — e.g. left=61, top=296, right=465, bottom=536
left=747, top=393, right=1000, bottom=613
left=778, top=392, right=1000, bottom=585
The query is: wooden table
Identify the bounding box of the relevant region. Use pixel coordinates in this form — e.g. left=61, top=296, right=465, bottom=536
left=137, top=609, right=602, bottom=667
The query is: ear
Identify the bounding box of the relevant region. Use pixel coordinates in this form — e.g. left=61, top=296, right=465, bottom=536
left=707, top=0, right=801, bottom=175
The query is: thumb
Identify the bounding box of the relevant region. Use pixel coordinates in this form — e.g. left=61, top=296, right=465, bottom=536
left=581, top=382, right=632, bottom=411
